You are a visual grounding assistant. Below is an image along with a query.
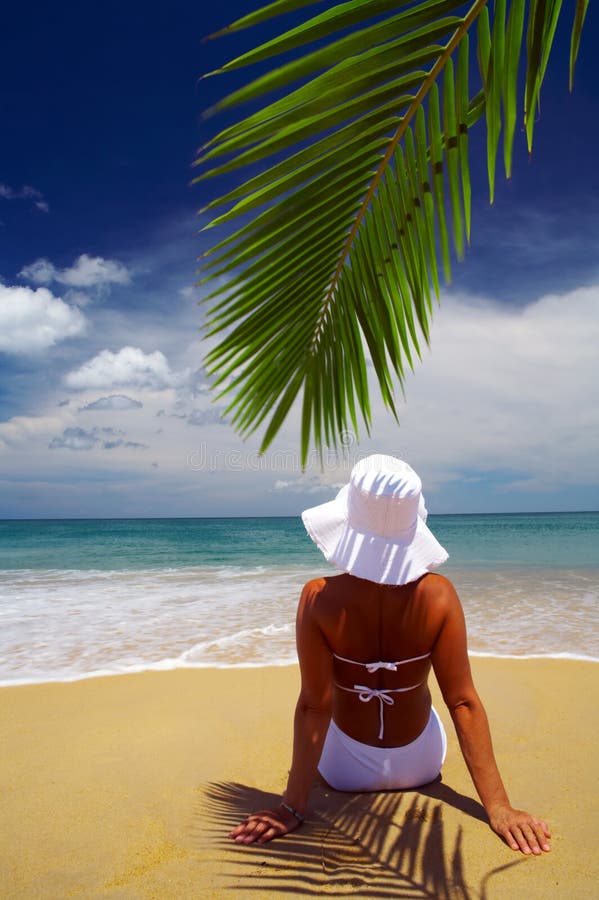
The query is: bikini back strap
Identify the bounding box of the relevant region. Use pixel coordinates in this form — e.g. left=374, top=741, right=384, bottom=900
left=333, top=651, right=430, bottom=674
left=334, top=680, right=425, bottom=740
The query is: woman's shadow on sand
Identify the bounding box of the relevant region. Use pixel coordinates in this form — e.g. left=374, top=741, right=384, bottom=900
left=198, top=777, right=521, bottom=898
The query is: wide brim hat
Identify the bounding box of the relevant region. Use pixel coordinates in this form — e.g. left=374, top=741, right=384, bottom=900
left=302, top=454, right=448, bottom=586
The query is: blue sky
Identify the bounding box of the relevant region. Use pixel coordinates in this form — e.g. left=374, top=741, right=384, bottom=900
left=1, top=1, right=598, bottom=518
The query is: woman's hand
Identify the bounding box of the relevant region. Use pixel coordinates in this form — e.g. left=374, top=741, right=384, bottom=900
left=229, top=805, right=301, bottom=845
left=488, top=805, right=551, bottom=855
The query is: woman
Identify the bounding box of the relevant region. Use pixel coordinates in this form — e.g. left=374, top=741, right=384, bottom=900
left=230, top=454, right=551, bottom=855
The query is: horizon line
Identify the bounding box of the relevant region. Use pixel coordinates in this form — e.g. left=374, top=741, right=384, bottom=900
left=1, top=509, right=598, bottom=523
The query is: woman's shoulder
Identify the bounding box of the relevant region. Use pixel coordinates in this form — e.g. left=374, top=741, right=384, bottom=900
left=301, top=573, right=343, bottom=598
left=302, top=572, right=456, bottom=594
left=300, top=572, right=459, bottom=610
left=415, top=573, right=462, bottom=615
left=299, top=573, right=351, bottom=611
left=416, top=572, right=456, bottom=596
left=418, top=572, right=456, bottom=593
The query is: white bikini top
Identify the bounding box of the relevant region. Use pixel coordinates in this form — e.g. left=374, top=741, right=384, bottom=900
left=333, top=651, right=431, bottom=740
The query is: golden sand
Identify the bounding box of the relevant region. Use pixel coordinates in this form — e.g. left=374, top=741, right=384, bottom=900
left=1, top=659, right=597, bottom=898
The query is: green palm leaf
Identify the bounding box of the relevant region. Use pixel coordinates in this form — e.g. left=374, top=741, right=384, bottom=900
left=196, top=0, right=588, bottom=464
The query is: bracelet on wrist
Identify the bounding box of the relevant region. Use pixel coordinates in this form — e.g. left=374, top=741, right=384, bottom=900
left=280, top=801, right=305, bottom=823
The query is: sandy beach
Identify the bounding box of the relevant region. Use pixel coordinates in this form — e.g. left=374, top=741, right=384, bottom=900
left=1, top=658, right=597, bottom=898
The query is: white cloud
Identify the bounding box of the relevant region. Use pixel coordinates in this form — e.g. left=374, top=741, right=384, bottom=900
left=0, top=414, right=65, bottom=448
left=18, top=259, right=55, bottom=283
left=49, top=426, right=99, bottom=451
left=64, top=346, right=180, bottom=391
left=361, top=283, right=599, bottom=493
left=0, top=284, right=86, bottom=354
left=48, top=426, right=148, bottom=451
left=0, top=183, right=49, bottom=211
left=19, top=254, right=131, bottom=288
left=64, top=289, right=92, bottom=307
left=271, top=474, right=337, bottom=494
left=187, top=407, right=228, bottom=426
left=80, top=394, right=143, bottom=411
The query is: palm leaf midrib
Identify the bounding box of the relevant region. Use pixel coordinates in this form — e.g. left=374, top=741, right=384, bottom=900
left=307, top=0, right=486, bottom=356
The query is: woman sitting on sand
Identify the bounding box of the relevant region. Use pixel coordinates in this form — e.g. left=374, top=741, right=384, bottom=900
left=230, top=454, right=551, bottom=856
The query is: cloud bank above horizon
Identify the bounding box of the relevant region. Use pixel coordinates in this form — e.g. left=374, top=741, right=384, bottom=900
left=0, top=238, right=597, bottom=518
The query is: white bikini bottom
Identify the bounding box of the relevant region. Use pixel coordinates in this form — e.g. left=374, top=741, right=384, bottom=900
left=318, top=706, right=447, bottom=792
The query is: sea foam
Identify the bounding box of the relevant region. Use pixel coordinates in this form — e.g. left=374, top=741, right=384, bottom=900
left=1, top=562, right=598, bottom=685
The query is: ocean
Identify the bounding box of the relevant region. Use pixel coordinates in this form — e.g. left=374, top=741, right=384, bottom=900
left=0, top=513, right=597, bottom=685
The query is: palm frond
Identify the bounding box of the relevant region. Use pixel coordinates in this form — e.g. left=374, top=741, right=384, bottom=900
left=196, top=0, right=588, bottom=464
left=569, top=0, right=589, bottom=91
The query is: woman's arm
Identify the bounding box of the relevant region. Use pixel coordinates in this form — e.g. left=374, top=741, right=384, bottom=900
left=229, top=580, right=333, bottom=844
left=431, top=580, right=551, bottom=856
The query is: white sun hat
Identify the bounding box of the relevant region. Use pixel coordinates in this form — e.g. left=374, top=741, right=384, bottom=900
left=301, top=454, right=448, bottom=585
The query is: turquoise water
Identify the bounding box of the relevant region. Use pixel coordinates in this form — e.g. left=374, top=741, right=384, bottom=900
left=0, top=513, right=597, bottom=684
left=1, top=512, right=597, bottom=570
left=0, top=516, right=318, bottom=570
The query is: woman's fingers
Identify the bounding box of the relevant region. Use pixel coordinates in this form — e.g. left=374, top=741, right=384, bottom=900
left=527, top=819, right=552, bottom=853
left=530, top=819, right=551, bottom=852
left=228, top=807, right=298, bottom=844
left=257, top=825, right=280, bottom=843
left=492, top=808, right=551, bottom=855
left=231, top=816, right=273, bottom=844
left=513, top=823, right=541, bottom=855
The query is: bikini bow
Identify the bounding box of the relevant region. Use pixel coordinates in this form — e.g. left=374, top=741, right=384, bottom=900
left=365, top=661, right=398, bottom=673
left=353, top=685, right=396, bottom=740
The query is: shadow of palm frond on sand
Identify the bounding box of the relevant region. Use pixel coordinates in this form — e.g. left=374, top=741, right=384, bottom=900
left=198, top=779, right=521, bottom=898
